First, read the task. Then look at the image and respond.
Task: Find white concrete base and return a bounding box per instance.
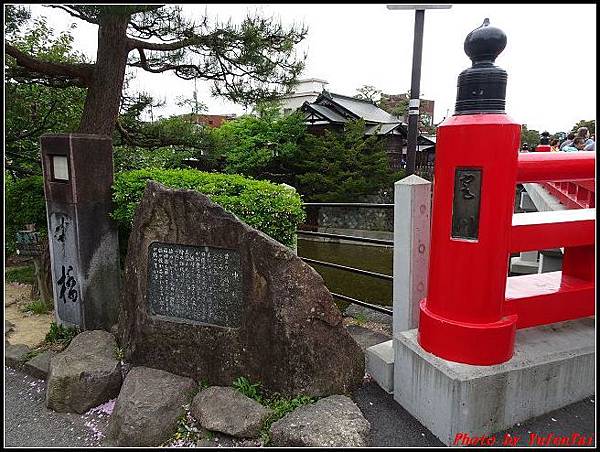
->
[366,340,394,393]
[393,318,595,446]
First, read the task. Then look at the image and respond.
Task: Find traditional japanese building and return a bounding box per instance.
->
[299,90,435,170]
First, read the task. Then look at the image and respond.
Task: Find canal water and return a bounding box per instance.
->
[297,238,393,307]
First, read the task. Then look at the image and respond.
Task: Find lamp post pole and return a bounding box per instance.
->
[387,4,452,175]
[406,9,425,175]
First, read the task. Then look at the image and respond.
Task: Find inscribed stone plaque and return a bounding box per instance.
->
[147,242,243,328]
[49,211,82,325]
[451,168,482,240]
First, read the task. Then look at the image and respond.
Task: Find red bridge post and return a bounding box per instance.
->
[417,19,521,365]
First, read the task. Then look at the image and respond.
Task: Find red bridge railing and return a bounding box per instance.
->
[506,152,595,330]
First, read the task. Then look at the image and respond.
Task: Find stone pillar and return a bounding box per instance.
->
[40,134,120,331]
[393,174,431,333]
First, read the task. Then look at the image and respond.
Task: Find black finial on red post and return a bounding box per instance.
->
[455,19,508,115]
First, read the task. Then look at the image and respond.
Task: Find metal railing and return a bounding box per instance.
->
[298,202,394,316]
[300,257,393,281]
[330,292,393,316]
[303,202,394,208]
[297,230,393,246]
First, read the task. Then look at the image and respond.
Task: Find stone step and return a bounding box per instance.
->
[365,340,394,394]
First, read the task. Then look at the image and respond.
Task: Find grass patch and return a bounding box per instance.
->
[21,299,51,315]
[113,346,125,361]
[199,378,210,391]
[232,376,316,445]
[5,265,35,284]
[260,393,315,444]
[44,322,79,347]
[353,312,368,326]
[232,376,263,403]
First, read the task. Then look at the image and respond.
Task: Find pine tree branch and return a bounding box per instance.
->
[46,5,99,24]
[5,43,94,86]
[127,36,202,52]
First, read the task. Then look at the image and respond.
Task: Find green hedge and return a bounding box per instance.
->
[5,175,47,255]
[112,169,305,248]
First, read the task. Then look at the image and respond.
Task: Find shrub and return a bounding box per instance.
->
[112,168,305,248]
[5,175,47,256]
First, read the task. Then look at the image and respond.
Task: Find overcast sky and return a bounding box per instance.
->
[25,3,596,133]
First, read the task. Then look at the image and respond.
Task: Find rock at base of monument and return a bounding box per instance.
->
[106,366,197,447]
[269,395,371,447]
[191,386,273,438]
[5,343,31,369]
[5,319,16,335]
[23,350,57,380]
[46,330,122,414]
[119,181,365,397]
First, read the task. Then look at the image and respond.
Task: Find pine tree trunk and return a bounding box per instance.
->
[78,16,130,135]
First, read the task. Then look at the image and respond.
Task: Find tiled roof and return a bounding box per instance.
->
[307,103,349,123]
[323,92,400,123]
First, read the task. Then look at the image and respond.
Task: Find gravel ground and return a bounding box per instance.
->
[4,367,112,447]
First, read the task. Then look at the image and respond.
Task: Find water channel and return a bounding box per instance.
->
[297,238,393,308]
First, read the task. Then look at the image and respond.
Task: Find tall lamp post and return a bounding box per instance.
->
[387,4,452,175]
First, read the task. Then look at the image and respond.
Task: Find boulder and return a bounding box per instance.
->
[46,330,122,413]
[191,386,272,438]
[119,181,364,397]
[106,366,197,447]
[23,350,57,380]
[5,342,31,368]
[270,395,370,447]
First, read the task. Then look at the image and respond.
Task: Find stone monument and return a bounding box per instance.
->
[40,134,120,330]
[118,181,364,397]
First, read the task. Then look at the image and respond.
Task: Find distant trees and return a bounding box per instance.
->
[353,85,382,103]
[209,107,400,201]
[294,120,400,202]
[520,124,541,148]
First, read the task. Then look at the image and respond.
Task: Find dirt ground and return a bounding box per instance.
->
[5,282,54,347]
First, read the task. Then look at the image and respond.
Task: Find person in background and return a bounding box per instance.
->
[539,131,551,145]
[559,132,576,150]
[576,127,595,150]
[583,132,595,152]
[561,137,586,152]
[549,138,560,152]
